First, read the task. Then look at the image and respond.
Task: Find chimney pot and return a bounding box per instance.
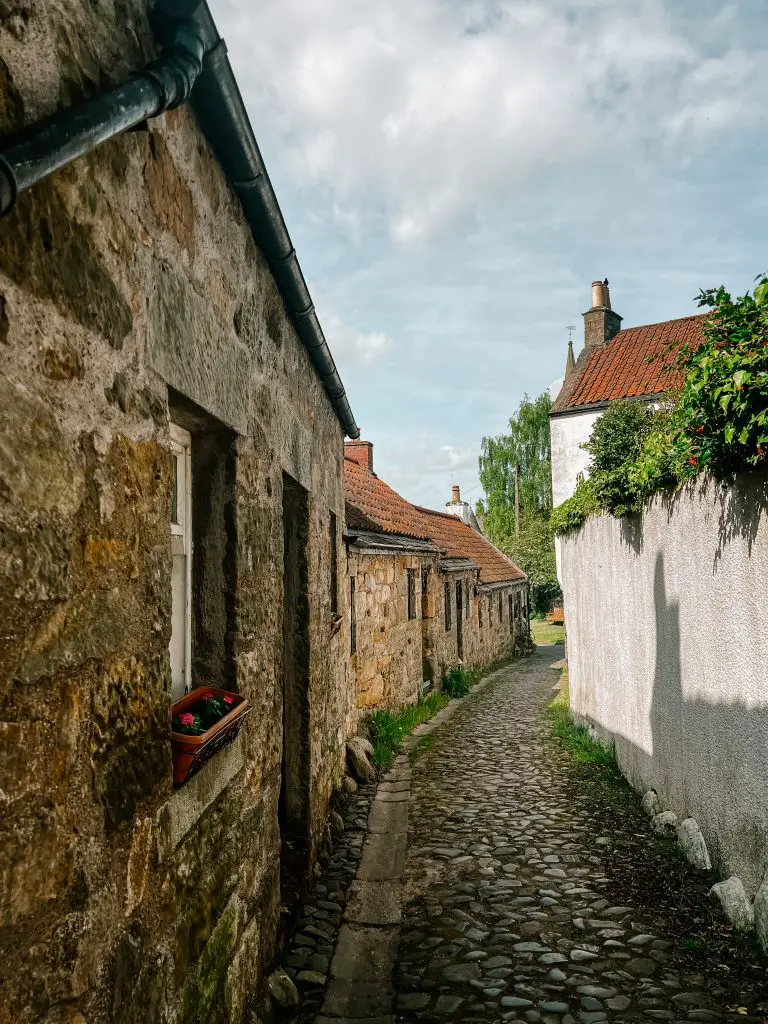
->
[583,277,622,349]
[344,440,374,473]
[451,484,461,503]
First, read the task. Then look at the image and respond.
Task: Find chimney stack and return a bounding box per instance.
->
[344,440,374,473]
[583,277,622,349]
[451,484,461,503]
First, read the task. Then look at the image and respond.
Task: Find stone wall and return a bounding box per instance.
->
[346,550,435,728]
[560,471,768,899]
[345,553,527,729]
[424,571,527,681]
[0,4,350,1022]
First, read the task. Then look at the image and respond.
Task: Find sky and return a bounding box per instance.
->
[214,0,768,511]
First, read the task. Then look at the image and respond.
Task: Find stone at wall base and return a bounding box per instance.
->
[651,810,678,836]
[267,968,299,1012]
[641,790,661,817]
[710,877,754,931]
[754,882,768,953]
[347,737,376,783]
[343,775,358,794]
[676,817,712,870]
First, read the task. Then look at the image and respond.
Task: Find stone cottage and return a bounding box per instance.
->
[343,442,529,721]
[344,442,441,725]
[415,502,530,672]
[0,3,358,1023]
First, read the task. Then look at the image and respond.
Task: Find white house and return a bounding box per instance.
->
[550,279,706,507]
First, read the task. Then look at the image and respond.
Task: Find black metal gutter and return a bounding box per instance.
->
[0,0,360,439]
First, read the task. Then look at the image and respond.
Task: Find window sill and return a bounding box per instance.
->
[155,730,246,862]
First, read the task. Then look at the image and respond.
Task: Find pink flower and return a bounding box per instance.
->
[179,712,195,727]
[222,695,235,705]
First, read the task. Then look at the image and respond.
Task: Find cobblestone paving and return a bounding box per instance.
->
[394,649,767,1024]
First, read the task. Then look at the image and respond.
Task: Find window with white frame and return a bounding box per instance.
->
[169,423,192,700]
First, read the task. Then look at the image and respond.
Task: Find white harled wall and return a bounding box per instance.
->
[560,470,768,894]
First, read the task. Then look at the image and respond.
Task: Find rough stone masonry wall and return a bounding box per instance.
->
[0,4,349,1023]
[428,573,524,679]
[463,584,525,669]
[560,470,768,898]
[346,551,432,728]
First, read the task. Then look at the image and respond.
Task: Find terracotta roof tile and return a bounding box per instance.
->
[414,506,527,585]
[343,458,434,541]
[343,459,526,585]
[552,314,707,414]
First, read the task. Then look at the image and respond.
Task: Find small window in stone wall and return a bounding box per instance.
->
[444,582,451,631]
[330,511,338,616]
[498,591,503,620]
[465,581,470,619]
[169,423,192,701]
[350,577,357,654]
[421,567,431,618]
[478,599,483,630]
[407,568,417,620]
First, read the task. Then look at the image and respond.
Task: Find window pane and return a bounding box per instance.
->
[171,452,179,525]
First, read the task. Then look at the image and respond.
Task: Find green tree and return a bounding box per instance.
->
[478,392,552,523]
[477,392,559,613]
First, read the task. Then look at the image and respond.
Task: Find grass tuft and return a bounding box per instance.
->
[368,692,450,770]
[547,689,616,766]
[531,619,565,645]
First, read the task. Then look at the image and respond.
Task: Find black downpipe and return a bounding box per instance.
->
[0,21,205,215]
[0,2,360,440]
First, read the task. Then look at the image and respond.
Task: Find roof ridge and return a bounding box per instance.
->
[414,504,471,524]
[615,311,708,334]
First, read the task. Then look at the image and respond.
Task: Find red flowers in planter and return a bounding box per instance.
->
[170,686,251,786]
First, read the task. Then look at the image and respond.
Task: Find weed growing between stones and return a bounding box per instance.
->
[442,666,473,697]
[368,692,450,770]
[547,688,616,767]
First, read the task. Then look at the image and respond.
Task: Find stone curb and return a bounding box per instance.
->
[320,755,410,1020]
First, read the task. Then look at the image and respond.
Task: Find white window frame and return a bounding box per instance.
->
[170,423,192,698]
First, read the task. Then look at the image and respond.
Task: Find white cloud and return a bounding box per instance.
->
[215,0,768,243]
[319,309,394,366]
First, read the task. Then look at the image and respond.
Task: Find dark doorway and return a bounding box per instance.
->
[280,473,311,909]
[455,580,464,661]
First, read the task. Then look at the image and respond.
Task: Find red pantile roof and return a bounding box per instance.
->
[344,458,434,541]
[343,458,526,585]
[415,506,526,585]
[552,314,707,414]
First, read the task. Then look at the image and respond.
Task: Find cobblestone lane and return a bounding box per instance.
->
[394,649,766,1024]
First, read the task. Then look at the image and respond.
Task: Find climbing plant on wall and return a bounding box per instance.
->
[552,273,768,535]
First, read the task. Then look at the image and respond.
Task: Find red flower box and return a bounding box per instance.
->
[170,686,251,786]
